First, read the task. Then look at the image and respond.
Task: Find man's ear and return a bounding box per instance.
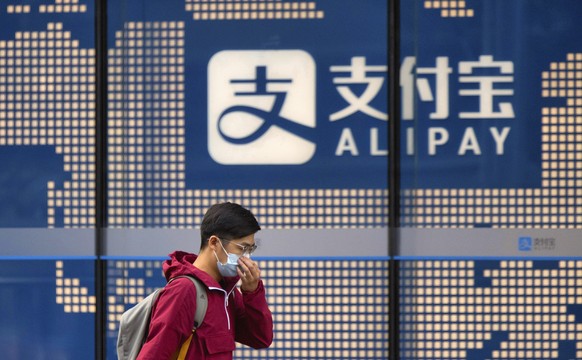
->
[208,235,220,251]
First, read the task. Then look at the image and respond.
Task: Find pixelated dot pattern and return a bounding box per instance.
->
[4,24,580,230]
[55,260,96,313]
[0,22,96,228]
[104,258,582,359]
[424,1,474,18]
[541,53,582,215]
[6,5,32,13]
[0,20,385,229]
[400,260,582,359]
[106,259,389,359]
[401,53,582,228]
[184,0,324,21]
[40,2,88,14]
[5,1,87,14]
[107,21,187,228]
[106,260,162,333]
[107,22,387,229]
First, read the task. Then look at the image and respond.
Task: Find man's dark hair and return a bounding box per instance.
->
[200,202,261,249]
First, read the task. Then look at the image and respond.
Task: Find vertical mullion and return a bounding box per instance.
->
[388,0,401,359]
[94,0,108,358]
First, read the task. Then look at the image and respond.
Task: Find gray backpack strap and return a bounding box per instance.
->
[171,275,208,331]
[191,277,207,330]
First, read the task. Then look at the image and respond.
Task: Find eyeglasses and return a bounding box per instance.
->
[222,239,258,255]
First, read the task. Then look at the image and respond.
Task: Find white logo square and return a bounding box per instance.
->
[208,50,316,165]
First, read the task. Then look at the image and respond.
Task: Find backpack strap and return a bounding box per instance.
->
[168,275,208,330]
[186,276,207,330]
[168,275,208,360]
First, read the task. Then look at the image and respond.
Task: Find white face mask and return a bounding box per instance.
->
[214,241,240,277]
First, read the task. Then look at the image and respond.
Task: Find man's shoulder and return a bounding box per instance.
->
[163,275,202,299]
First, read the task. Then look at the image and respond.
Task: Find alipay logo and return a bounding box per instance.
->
[518,236,532,251]
[208,50,316,165]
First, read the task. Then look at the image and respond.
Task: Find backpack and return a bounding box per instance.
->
[117,275,208,360]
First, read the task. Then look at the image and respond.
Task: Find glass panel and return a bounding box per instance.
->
[105,0,387,229]
[0,259,95,358]
[0,2,96,358]
[106,0,388,359]
[106,258,389,360]
[400,259,582,359]
[400,1,582,359]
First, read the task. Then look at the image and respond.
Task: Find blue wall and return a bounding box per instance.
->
[1,0,582,359]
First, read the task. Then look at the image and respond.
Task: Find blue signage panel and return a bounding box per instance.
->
[400,0,580,189]
[182,0,388,189]
[0,0,387,228]
[104,0,388,190]
[399,0,582,229]
[0,1,95,228]
[0,259,94,359]
[104,0,388,229]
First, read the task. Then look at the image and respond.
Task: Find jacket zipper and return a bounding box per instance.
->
[209,286,235,330]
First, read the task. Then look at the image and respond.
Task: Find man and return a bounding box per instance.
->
[137,202,273,359]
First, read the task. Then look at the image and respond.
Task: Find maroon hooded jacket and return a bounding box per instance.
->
[137,251,273,359]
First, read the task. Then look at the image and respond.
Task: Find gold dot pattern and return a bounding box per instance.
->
[401,260,582,359]
[107,21,187,228]
[0,22,96,228]
[55,260,96,313]
[106,259,390,358]
[64,254,582,360]
[106,260,162,334]
[541,53,582,221]
[401,54,582,228]
[6,5,32,13]
[40,0,88,13]
[185,0,324,21]
[0,20,385,229]
[107,23,386,228]
[424,0,474,18]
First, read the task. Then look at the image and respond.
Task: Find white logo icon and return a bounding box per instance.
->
[208,50,316,165]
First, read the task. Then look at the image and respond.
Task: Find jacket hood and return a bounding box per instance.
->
[163,250,240,291]
[162,250,197,280]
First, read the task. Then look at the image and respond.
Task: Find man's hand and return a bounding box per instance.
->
[237,256,261,292]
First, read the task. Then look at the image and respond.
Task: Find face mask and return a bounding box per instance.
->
[214,241,240,278]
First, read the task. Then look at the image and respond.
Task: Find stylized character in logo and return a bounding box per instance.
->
[208,50,316,165]
[217,66,314,146]
[518,236,532,251]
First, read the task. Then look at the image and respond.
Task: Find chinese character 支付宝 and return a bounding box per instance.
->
[458,55,515,119]
[329,56,388,121]
[401,56,452,121]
